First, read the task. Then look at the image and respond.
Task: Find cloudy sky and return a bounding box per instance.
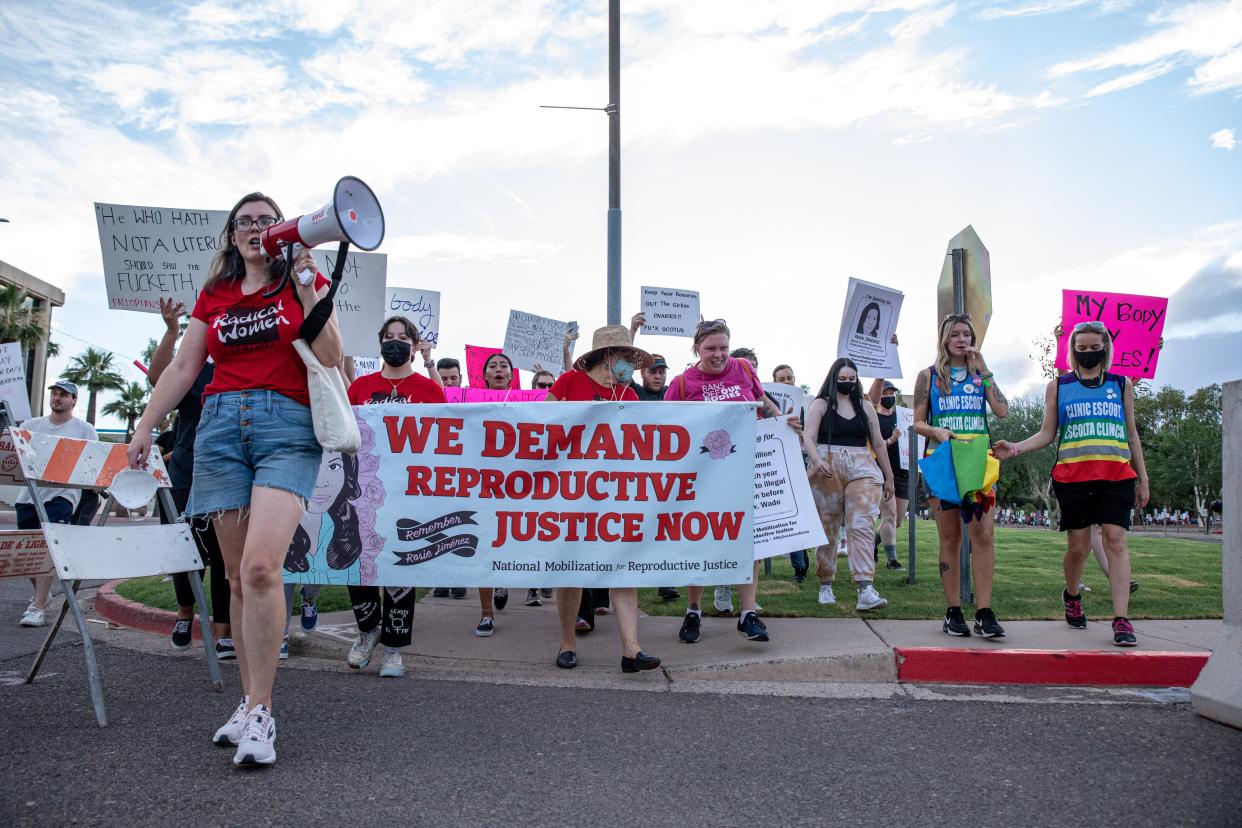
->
[1,0,1239,427]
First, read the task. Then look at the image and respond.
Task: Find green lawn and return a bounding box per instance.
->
[116,523,1222,621]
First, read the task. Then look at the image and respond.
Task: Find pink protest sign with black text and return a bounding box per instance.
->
[1055,289,1168,379]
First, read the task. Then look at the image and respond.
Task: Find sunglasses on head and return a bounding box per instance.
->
[1073,321,1107,332]
[942,313,973,323]
[696,318,727,330]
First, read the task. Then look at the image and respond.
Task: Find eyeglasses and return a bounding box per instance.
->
[535,382,554,389]
[941,313,973,323]
[231,216,280,232]
[1073,321,1107,332]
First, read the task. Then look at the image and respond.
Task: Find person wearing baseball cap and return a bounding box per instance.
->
[628,353,668,401]
[15,379,97,628]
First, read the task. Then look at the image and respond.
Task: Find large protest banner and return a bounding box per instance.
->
[752,419,828,559]
[384,287,441,349]
[503,310,576,372]
[465,345,521,389]
[0,342,32,424]
[93,201,387,356]
[1054,289,1168,379]
[640,286,700,337]
[0,531,54,580]
[836,277,903,377]
[283,402,756,588]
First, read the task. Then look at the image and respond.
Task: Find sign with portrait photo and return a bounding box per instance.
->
[836,277,903,378]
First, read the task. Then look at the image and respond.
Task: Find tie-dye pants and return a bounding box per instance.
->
[809,445,883,584]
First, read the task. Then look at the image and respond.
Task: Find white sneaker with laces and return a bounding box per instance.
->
[232,704,277,767]
[817,584,836,605]
[855,585,888,611]
[348,627,382,669]
[378,647,405,678]
[19,603,47,627]
[713,586,734,614]
[213,696,249,747]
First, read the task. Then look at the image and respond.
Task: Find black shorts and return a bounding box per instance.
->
[892,470,910,501]
[1052,478,1136,531]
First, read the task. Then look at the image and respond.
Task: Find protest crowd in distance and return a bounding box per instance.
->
[6,194,1167,768]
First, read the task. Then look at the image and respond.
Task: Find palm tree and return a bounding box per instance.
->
[0,284,47,349]
[101,381,149,441]
[61,347,126,424]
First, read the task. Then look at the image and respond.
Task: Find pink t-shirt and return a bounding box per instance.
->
[665,357,764,403]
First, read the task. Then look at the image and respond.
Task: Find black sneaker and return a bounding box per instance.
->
[432,588,449,597]
[171,618,192,650]
[736,611,769,642]
[525,589,541,606]
[450,588,466,599]
[973,608,1006,639]
[1063,589,1087,629]
[885,559,905,571]
[942,606,970,637]
[678,612,701,644]
[1112,617,1138,647]
[658,587,680,601]
[494,589,508,610]
[215,637,236,659]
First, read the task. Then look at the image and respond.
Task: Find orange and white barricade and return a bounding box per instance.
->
[3,413,222,727]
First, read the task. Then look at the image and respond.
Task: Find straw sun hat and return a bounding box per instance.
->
[573,325,652,371]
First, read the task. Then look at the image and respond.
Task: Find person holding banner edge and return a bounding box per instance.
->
[867,378,908,571]
[665,319,785,644]
[475,351,519,627]
[128,192,342,768]
[912,313,1008,639]
[545,325,660,673]
[992,321,1149,646]
[803,359,895,611]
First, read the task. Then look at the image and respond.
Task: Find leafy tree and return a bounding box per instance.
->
[100,381,148,441]
[991,394,1056,513]
[141,338,159,369]
[0,284,47,350]
[61,347,125,425]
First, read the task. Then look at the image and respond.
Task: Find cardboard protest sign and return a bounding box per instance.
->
[444,387,548,403]
[352,356,381,377]
[894,406,926,472]
[1055,289,1168,379]
[0,531,53,580]
[384,287,441,349]
[465,345,521,389]
[503,310,575,373]
[284,401,756,588]
[837,277,903,378]
[0,342,32,424]
[752,418,829,560]
[762,382,806,417]
[93,201,387,358]
[640,286,700,337]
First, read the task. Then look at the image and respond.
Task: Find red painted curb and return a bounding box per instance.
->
[895,646,1209,687]
[95,579,207,640]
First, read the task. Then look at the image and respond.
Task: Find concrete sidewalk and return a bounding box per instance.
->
[96,584,1218,687]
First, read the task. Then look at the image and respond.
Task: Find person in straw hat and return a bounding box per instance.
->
[544,325,661,674]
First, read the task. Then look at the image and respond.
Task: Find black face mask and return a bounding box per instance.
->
[836,381,857,397]
[1076,350,1105,369]
[381,340,412,367]
[880,396,896,408]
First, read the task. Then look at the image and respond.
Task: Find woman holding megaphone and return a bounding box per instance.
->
[128,192,342,768]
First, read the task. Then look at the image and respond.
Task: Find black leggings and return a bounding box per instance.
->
[163,488,230,625]
[348,586,416,647]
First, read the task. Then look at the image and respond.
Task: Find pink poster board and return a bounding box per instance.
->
[444,387,548,403]
[1055,289,1168,379]
[465,345,521,389]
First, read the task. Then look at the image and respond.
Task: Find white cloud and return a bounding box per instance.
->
[1210,127,1237,149]
[889,3,957,41]
[383,233,563,264]
[978,0,1136,21]
[1084,60,1177,96]
[1190,47,1242,93]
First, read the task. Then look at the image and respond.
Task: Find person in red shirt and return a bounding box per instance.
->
[475,352,518,629]
[546,325,660,674]
[128,192,343,767]
[343,316,446,677]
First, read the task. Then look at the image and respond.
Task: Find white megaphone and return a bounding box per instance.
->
[260,175,385,285]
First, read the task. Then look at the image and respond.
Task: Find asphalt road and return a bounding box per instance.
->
[2,580,1240,827]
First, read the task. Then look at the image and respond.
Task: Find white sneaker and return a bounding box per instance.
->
[378,647,405,678]
[348,627,382,669]
[817,584,836,605]
[19,604,47,627]
[213,696,249,747]
[855,585,888,611]
[232,704,277,767]
[713,586,734,614]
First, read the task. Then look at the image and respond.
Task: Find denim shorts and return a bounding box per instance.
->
[185,390,322,517]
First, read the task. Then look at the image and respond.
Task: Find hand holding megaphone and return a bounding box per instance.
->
[259,175,385,276]
[289,244,317,286]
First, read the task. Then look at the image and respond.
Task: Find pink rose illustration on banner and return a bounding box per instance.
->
[700,429,736,459]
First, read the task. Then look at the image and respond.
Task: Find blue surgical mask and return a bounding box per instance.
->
[612,357,634,382]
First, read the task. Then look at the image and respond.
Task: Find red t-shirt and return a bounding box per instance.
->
[348,372,447,406]
[549,370,639,402]
[192,273,330,405]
